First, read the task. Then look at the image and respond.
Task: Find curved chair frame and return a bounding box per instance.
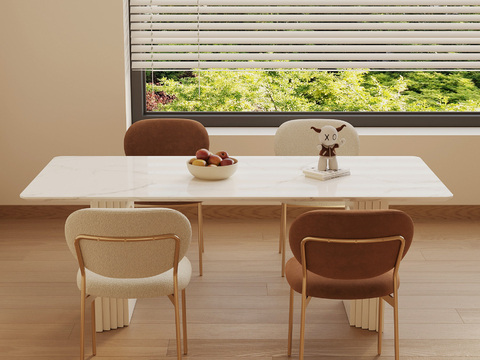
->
[288,235,405,360]
[75,234,187,360]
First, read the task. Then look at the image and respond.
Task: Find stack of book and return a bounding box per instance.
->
[303,167,350,181]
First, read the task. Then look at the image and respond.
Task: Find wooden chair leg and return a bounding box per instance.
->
[393,291,399,360]
[280,203,287,277]
[182,289,188,355]
[197,203,203,276]
[299,290,307,360]
[279,203,285,253]
[173,291,182,360]
[288,287,294,357]
[80,291,86,360]
[91,300,97,356]
[378,297,384,355]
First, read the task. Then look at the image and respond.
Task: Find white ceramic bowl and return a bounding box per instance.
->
[187,158,238,180]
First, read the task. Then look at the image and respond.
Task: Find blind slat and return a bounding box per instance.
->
[132,31,480,39]
[131,38,480,45]
[132,14,480,22]
[132,45,480,53]
[133,53,480,61]
[131,0,480,5]
[132,61,480,69]
[131,6,480,14]
[132,23,480,31]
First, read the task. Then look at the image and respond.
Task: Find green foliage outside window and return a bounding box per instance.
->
[145,70,480,113]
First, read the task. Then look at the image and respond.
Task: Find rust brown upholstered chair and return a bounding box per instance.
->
[274,119,360,277]
[65,208,192,360]
[124,118,209,275]
[286,209,414,360]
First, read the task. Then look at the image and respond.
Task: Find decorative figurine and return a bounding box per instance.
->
[311,124,346,171]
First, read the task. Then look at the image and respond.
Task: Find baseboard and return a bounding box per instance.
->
[389,205,480,221]
[2,204,480,221]
[0,205,89,219]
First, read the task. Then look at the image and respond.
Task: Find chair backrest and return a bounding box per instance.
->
[124,118,209,156]
[65,208,192,279]
[274,119,360,156]
[289,210,414,280]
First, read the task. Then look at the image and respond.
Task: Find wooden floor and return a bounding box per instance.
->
[1,214,480,359]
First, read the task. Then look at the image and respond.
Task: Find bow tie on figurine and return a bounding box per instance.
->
[311,124,346,171]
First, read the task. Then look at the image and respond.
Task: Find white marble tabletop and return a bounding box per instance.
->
[20,156,452,204]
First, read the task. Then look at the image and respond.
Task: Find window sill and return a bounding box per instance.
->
[207,127,480,137]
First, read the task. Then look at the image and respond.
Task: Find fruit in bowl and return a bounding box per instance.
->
[187,149,238,180]
[191,159,207,166]
[215,150,229,159]
[220,158,234,166]
[195,148,211,161]
[207,154,222,166]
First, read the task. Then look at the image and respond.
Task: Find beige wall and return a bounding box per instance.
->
[360,135,479,205]
[0,1,477,206]
[0,1,127,205]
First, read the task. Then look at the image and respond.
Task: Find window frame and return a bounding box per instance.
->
[128,1,480,127]
[131,70,480,127]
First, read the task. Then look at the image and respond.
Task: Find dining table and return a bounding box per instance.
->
[20,155,453,332]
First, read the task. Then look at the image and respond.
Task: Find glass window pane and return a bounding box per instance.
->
[145,70,480,113]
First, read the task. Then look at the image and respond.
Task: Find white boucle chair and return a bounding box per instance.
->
[274,119,360,276]
[65,208,192,360]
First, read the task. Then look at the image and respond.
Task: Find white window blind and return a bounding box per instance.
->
[130,0,480,70]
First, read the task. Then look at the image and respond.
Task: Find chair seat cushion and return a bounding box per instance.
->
[77,257,192,299]
[285,258,398,300]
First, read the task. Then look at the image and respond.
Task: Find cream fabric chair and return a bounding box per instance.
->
[65,208,192,360]
[274,119,360,276]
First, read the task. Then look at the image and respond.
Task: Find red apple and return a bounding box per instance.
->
[220,158,234,166]
[207,154,222,166]
[215,150,229,159]
[195,148,210,161]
